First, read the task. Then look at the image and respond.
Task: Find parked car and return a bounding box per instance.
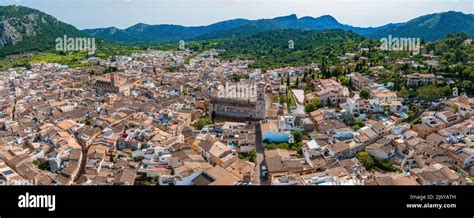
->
[260,165,268,179]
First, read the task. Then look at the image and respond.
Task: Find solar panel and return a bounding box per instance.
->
[2,170,14,175]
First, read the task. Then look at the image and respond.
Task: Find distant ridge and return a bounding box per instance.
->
[83,14,395,43]
[369,11,474,41]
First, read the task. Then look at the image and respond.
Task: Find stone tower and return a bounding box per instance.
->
[255,82,267,119]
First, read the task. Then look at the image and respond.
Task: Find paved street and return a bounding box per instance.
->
[251,122,270,185]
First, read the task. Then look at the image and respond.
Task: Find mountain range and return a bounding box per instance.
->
[83,11,474,43]
[83,14,399,43]
[1,5,474,57]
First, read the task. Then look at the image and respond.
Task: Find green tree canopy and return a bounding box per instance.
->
[360,88,370,99]
[193,118,213,130]
[357,151,374,168]
[293,130,303,144]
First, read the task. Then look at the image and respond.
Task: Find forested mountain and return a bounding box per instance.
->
[83,18,252,43]
[84,14,399,43]
[0,5,87,57]
[84,11,473,43]
[368,11,474,41]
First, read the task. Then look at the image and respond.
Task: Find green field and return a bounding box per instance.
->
[0,52,93,71]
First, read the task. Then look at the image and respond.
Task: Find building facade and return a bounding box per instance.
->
[209,82,268,120]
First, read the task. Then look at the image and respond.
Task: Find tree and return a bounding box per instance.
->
[193,118,213,130]
[239,149,257,163]
[401,63,409,75]
[279,94,287,105]
[305,103,317,113]
[110,155,115,162]
[335,65,344,75]
[360,88,370,99]
[310,97,320,106]
[143,177,157,186]
[450,103,459,112]
[305,97,320,113]
[80,118,92,126]
[33,159,50,171]
[133,156,145,162]
[292,130,303,144]
[398,87,410,99]
[286,73,290,87]
[291,142,304,157]
[357,152,374,169]
[339,76,350,86]
[249,149,257,163]
[352,119,365,130]
[378,160,398,172]
[461,80,473,93]
[352,124,362,131]
[265,142,290,150]
[326,98,333,107]
[416,85,450,102]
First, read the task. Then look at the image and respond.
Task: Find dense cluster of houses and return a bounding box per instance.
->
[0,48,472,186]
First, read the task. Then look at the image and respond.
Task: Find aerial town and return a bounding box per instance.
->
[0,47,473,186]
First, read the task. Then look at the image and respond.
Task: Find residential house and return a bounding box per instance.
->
[311,78,350,106]
[365,138,396,160]
[406,73,437,87]
[410,164,465,185]
[113,167,137,185]
[264,149,310,175]
[425,133,446,147]
[412,123,436,139]
[331,127,354,141]
[208,141,238,168]
[435,111,459,126]
[327,141,360,160]
[355,126,380,146]
[454,148,474,169]
[347,73,372,90]
[191,165,240,185]
[225,159,255,182]
[302,140,326,170]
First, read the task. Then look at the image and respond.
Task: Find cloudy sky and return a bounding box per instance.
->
[1,0,473,29]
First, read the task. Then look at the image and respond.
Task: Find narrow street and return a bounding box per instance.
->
[74,136,89,183]
[251,122,270,185]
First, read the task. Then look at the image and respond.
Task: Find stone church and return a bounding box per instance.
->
[209,82,268,120]
[94,73,131,95]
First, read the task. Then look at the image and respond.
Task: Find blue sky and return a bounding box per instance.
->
[1,0,473,29]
